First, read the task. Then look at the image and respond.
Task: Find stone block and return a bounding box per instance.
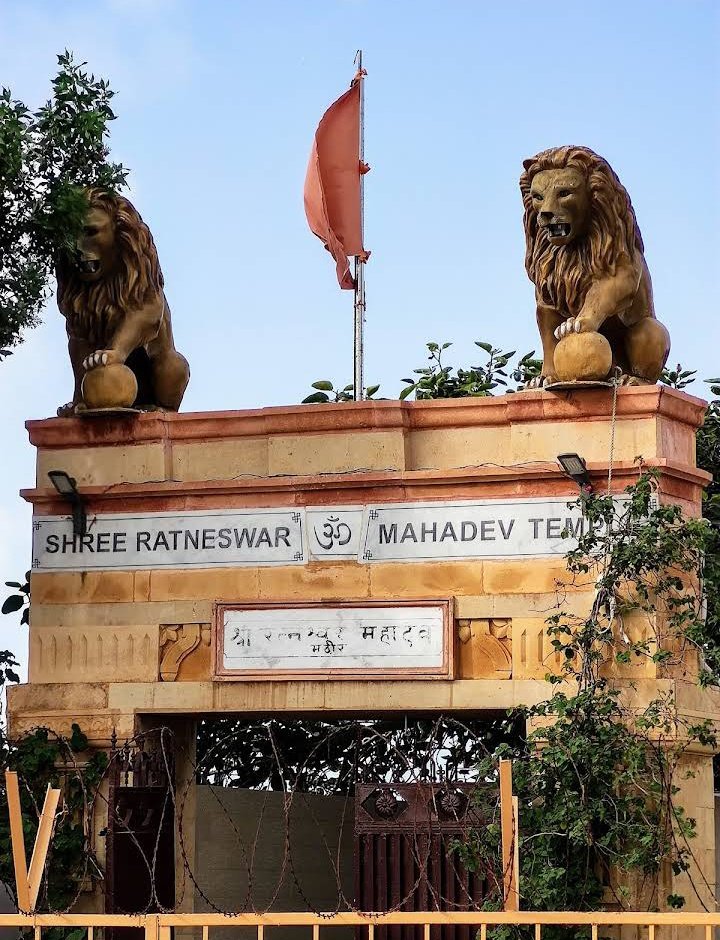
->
[149,567,260,602]
[109,681,214,713]
[133,570,151,602]
[454,591,594,620]
[455,617,512,679]
[160,623,211,682]
[658,415,696,465]
[448,678,551,710]
[29,624,159,683]
[511,617,564,679]
[405,427,509,470]
[172,437,268,481]
[5,682,124,745]
[267,430,405,475]
[32,571,135,604]
[258,562,370,599]
[509,417,657,463]
[37,442,167,487]
[31,599,214,628]
[483,559,574,594]
[105,677,554,716]
[8,680,108,712]
[369,561,483,597]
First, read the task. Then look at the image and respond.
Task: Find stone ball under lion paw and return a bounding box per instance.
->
[81,362,138,410]
[553,331,612,382]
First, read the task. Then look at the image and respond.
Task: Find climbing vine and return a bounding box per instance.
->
[0,724,107,914]
[457,474,717,936]
[0,583,107,913]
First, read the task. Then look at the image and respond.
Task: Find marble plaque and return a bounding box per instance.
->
[32,508,305,570]
[215,600,452,679]
[360,497,595,562]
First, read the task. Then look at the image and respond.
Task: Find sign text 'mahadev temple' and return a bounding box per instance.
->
[32,497,608,571]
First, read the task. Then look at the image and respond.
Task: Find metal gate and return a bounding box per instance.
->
[106,734,176,935]
[355,784,490,940]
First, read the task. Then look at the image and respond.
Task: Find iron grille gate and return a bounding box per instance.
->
[355,784,489,940]
[106,734,175,937]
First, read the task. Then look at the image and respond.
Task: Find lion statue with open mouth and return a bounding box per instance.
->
[55,188,190,415]
[519,146,670,387]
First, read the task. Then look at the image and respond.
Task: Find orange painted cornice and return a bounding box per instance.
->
[25,386,708,449]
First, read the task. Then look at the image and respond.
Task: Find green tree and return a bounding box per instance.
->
[0,51,127,354]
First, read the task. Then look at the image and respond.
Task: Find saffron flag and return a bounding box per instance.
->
[304,78,368,290]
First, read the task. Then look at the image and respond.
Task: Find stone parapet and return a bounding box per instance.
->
[12,387,710,699]
[23,387,709,505]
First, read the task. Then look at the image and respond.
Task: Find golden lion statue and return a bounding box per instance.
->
[519,146,670,387]
[56,189,190,415]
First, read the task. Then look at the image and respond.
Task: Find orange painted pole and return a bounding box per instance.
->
[5,771,31,912]
[513,795,520,909]
[499,759,518,911]
[5,771,62,912]
[27,784,61,909]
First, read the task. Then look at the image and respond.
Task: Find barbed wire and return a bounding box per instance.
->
[5,717,509,918]
[8,706,707,919]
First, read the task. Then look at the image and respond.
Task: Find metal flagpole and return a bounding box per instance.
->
[353,49,366,402]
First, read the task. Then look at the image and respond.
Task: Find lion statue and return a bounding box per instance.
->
[55,188,190,415]
[519,146,670,387]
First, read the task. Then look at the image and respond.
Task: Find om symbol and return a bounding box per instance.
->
[315,515,352,551]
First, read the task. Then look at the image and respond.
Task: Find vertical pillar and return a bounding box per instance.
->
[159,717,198,917]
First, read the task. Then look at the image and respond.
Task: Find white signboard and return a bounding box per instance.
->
[215,601,451,679]
[32,508,305,570]
[360,498,589,562]
[31,497,605,572]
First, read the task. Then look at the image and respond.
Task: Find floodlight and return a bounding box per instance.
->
[48,470,78,498]
[557,453,592,492]
[48,470,87,537]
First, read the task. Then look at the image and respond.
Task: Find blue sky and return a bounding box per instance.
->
[0,0,718,671]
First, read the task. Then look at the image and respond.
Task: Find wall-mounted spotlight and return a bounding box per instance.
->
[48,470,87,537]
[557,453,593,493]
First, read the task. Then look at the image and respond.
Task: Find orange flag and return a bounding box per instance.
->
[304,77,368,290]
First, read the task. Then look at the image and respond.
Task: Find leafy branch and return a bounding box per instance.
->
[2,570,30,626]
[0,51,127,351]
[303,341,542,405]
[302,380,380,404]
[400,342,540,400]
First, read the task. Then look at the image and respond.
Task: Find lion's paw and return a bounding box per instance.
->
[524,374,556,390]
[617,373,644,387]
[57,401,86,417]
[554,317,581,340]
[83,349,121,371]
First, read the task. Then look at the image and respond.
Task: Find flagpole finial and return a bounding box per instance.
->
[352,49,366,87]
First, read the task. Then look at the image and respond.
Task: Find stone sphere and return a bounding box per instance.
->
[553,331,613,382]
[81,363,138,410]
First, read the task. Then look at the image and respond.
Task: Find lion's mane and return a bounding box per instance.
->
[56,189,164,347]
[519,146,643,316]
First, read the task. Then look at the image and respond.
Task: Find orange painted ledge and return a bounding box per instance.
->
[22,459,711,514]
[25,386,708,449]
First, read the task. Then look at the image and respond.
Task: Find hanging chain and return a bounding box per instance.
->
[607,368,621,495]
